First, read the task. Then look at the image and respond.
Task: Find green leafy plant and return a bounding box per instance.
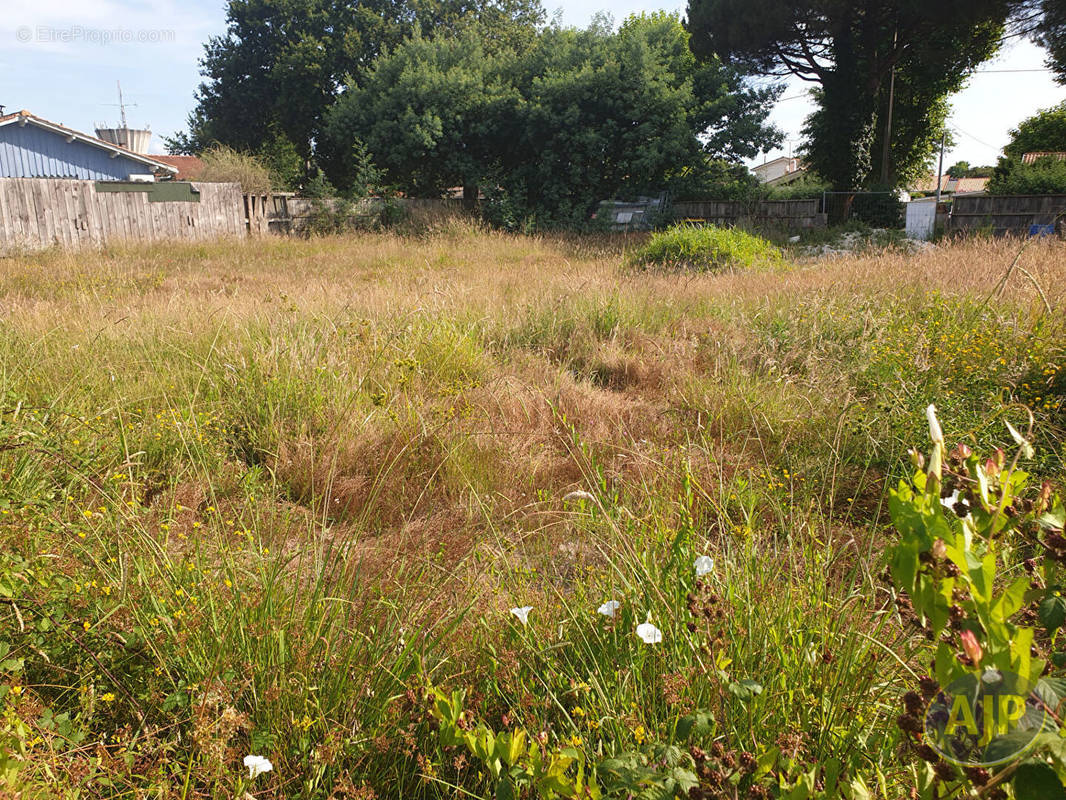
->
[887,405,1066,798]
[628,224,781,273]
[427,685,783,800]
[988,155,1066,195]
[428,685,601,799]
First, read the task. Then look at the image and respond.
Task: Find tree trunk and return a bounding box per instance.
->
[462,182,478,211]
[805,28,881,200]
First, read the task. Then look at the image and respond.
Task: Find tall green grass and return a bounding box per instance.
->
[628,224,781,272]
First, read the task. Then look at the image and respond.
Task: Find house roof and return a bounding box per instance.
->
[0,110,177,173]
[153,155,204,180]
[911,175,989,193]
[764,166,808,186]
[953,177,989,193]
[753,156,802,170]
[1022,152,1066,164]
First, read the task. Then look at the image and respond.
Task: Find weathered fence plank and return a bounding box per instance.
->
[0,178,245,254]
[672,199,824,230]
[949,194,1066,235]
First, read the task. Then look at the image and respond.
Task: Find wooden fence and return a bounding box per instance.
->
[245,192,296,235]
[0,178,245,253]
[672,199,824,229]
[949,194,1066,235]
[246,196,461,235]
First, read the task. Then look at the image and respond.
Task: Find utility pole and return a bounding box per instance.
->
[880,28,897,185]
[934,130,946,207]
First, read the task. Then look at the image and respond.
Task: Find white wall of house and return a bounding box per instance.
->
[752,157,802,183]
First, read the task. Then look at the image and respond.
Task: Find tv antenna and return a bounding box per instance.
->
[103,81,137,127]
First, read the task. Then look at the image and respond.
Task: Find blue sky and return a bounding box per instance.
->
[3,0,1064,169]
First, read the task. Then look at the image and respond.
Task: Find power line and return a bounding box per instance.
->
[949,125,1002,154]
[774,67,1054,104]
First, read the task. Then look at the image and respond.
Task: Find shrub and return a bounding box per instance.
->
[988,155,1066,195]
[628,223,781,272]
[665,158,764,202]
[765,172,831,201]
[197,144,274,194]
[256,130,305,191]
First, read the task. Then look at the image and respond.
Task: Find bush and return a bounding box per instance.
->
[256,130,305,191]
[197,144,274,194]
[628,223,781,272]
[765,173,831,201]
[665,159,764,202]
[850,188,905,227]
[988,155,1066,195]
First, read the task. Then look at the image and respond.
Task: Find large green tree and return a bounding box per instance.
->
[501,14,782,222]
[326,13,782,223]
[165,0,544,164]
[1003,101,1066,158]
[1034,0,1066,83]
[324,28,519,205]
[685,0,1016,190]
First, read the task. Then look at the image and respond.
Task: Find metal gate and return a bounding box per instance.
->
[820,191,904,227]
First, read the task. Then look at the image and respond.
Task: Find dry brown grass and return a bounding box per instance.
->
[3,228,1065,798]
[0,233,1061,577]
[3,232,1061,335]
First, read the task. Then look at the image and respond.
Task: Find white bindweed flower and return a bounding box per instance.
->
[597,600,621,618]
[1005,419,1035,459]
[939,490,969,514]
[694,556,714,577]
[636,621,663,644]
[926,404,944,445]
[563,490,596,504]
[510,606,533,624]
[243,755,273,779]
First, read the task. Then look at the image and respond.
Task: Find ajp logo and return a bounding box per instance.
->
[924,669,1050,767]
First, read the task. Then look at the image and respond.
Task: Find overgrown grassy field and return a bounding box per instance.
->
[0,227,1063,798]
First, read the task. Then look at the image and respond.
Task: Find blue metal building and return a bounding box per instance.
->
[0,110,176,181]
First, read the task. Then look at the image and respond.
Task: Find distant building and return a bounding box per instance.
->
[752,156,806,185]
[0,110,176,181]
[911,175,989,195]
[153,155,205,181]
[1022,152,1066,164]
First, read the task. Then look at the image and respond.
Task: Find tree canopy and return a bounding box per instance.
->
[1003,101,1066,158]
[323,28,518,202]
[325,12,782,225]
[685,0,1015,190]
[165,0,545,165]
[1034,0,1066,82]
